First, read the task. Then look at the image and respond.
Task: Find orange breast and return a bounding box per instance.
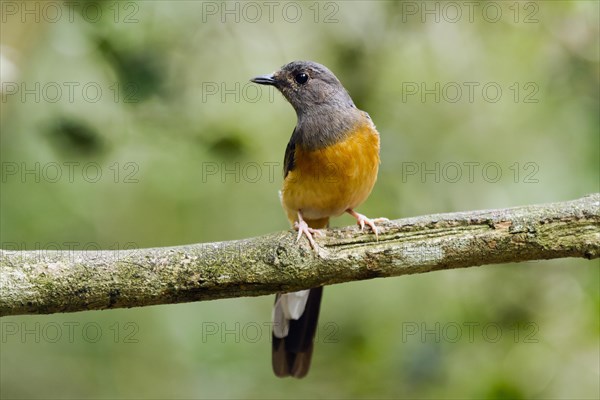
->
[281,121,380,223]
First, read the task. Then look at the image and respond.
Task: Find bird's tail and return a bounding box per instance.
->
[271,216,327,378]
[272,287,323,378]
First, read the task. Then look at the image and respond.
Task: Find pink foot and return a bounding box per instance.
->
[346,210,388,240]
[294,212,323,249]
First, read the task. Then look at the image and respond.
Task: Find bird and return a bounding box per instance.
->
[251,60,386,378]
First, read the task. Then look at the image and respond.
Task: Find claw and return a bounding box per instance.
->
[294,212,322,249]
[346,210,388,240]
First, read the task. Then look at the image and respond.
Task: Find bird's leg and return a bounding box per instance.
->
[294,211,323,249]
[346,209,389,240]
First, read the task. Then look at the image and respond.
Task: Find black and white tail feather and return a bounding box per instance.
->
[272,287,323,378]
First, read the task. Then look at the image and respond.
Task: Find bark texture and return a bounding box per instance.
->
[1,194,598,317]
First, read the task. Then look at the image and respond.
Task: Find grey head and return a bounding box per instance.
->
[251,61,365,149]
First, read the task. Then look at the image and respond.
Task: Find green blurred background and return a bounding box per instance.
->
[1,1,598,398]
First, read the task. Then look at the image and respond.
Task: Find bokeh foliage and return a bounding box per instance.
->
[1,1,598,398]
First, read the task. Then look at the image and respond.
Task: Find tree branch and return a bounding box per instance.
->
[1,194,598,317]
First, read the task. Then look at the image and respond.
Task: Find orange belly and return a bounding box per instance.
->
[281,122,380,224]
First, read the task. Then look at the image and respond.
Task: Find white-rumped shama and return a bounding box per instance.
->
[252,60,385,378]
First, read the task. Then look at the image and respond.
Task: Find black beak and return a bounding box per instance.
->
[251,74,277,86]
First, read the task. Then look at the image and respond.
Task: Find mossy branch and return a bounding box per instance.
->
[1,194,598,317]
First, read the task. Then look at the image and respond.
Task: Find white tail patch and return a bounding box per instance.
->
[272,290,310,338]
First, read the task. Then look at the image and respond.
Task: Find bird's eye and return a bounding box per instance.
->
[294,73,309,84]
